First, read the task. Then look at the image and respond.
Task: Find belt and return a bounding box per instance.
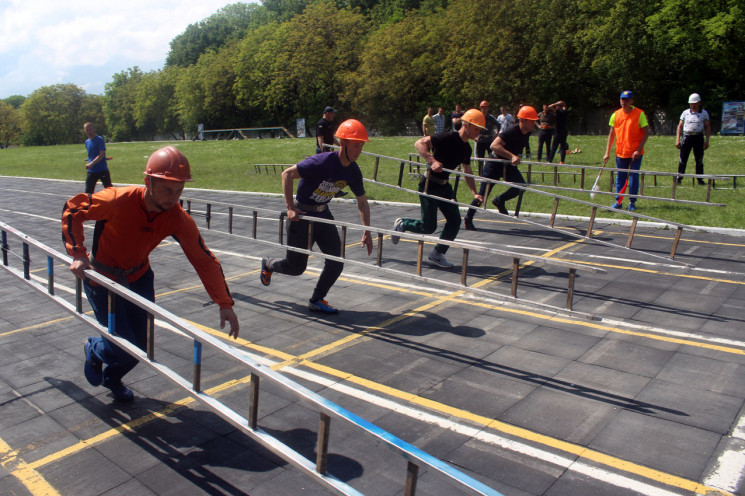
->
[295,201,329,213]
[684,132,703,136]
[426,173,449,185]
[90,256,146,285]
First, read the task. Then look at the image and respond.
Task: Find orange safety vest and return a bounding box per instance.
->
[610,106,647,159]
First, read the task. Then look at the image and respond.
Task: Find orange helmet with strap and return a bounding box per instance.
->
[517,106,539,121]
[144,146,194,182]
[335,119,370,142]
[461,108,487,129]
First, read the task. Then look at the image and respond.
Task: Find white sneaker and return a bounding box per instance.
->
[391,218,404,245]
[428,251,454,268]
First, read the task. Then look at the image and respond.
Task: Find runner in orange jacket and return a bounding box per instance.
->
[62,146,239,402]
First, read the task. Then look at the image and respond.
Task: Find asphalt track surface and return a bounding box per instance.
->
[1,175,744,496]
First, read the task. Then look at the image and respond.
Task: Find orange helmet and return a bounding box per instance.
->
[335,119,370,142]
[144,146,194,182]
[461,108,487,129]
[517,106,539,121]
[479,100,489,108]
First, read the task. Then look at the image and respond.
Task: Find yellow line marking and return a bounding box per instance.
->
[300,360,730,495]
[549,257,745,285]
[0,316,74,338]
[20,375,254,472]
[0,437,61,496]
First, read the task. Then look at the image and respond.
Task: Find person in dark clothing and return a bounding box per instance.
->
[536,104,556,162]
[464,105,539,227]
[316,106,339,154]
[475,100,501,161]
[261,119,373,314]
[549,101,569,164]
[392,109,484,268]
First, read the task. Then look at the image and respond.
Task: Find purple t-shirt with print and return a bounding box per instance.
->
[295,151,365,218]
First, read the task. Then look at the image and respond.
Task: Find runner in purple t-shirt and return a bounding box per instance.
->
[259,120,373,314]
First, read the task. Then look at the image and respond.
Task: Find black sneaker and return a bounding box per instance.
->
[464,219,476,231]
[491,197,508,215]
[697,179,705,185]
[109,383,134,402]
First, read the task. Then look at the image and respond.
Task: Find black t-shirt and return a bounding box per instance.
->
[495,124,531,158]
[555,108,568,133]
[316,118,334,145]
[423,131,472,183]
[477,114,501,144]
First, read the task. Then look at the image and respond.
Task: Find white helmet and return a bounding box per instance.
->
[688,93,701,104]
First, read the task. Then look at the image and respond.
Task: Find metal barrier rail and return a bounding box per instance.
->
[179,196,605,317]
[254,163,292,174]
[411,151,738,197]
[0,220,502,496]
[357,150,707,263]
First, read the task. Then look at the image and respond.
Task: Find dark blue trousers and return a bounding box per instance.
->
[84,268,154,388]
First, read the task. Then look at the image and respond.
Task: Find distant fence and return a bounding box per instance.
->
[196,127,295,140]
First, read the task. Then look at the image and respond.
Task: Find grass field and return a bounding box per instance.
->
[1,134,743,229]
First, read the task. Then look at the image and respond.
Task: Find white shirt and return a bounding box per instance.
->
[497,113,515,129]
[680,108,709,134]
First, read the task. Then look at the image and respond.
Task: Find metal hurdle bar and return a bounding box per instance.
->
[0,220,503,496]
[360,150,705,262]
[178,197,606,317]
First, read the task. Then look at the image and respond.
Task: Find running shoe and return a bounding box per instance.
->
[308,299,339,314]
[260,258,272,286]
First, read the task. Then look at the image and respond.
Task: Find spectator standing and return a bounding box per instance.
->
[434,107,447,134]
[464,105,539,226]
[676,93,711,185]
[63,146,240,402]
[391,109,485,268]
[422,106,436,136]
[83,122,113,194]
[603,90,650,212]
[536,104,556,162]
[316,106,339,154]
[497,106,515,132]
[475,100,501,161]
[451,104,465,131]
[260,120,373,314]
[548,101,569,163]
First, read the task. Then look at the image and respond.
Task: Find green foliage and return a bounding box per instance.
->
[103,67,144,142]
[175,42,243,134]
[235,1,368,125]
[0,102,23,148]
[2,95,26,109]
[166,3,275,67]
[11,0,745,144]
[20,84,103,146]
[134,68,183,139]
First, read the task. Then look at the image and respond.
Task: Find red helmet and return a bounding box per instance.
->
[144,146,194,182]
[335,119,370,142]
[461,108,487,129]
[479,100,489,108]
[517,106,539,121]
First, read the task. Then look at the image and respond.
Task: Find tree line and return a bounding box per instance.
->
[1,0,742,147]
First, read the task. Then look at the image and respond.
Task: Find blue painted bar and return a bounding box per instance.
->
[193,339,202,365]
[47,255,54,295]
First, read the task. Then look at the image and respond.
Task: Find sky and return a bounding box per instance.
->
[0,0,241,99]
